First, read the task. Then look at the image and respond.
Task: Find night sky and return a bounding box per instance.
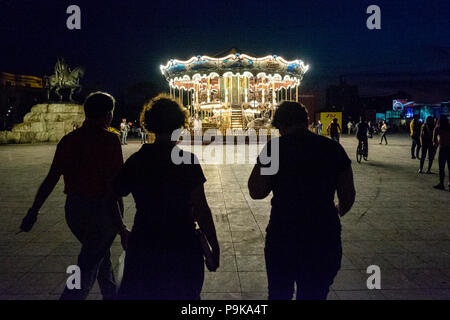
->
[1,0,449,103]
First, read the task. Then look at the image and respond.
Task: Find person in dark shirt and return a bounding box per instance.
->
[433,115,450,190]
[20,92,128,300]
[248,102,355,300]
[419,116,436,174]
[327,118,341,143]
[355,116,369,159]
[115,95,219,300]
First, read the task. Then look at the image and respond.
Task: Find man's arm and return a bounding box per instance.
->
[30,165,61,213]
[21,156,62,232]
[336,166,356,217]
[106,138,128,248]
[248,162,271,200]
[105,180,126,225]
[105,182,128,249]
[433,128,439,146]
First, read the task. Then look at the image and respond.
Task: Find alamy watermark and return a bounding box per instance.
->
[170,127,280,176]
[66,5,81,30]
[366,265,381,289]
[66,5,381,31]
[66,265,81,290]
[366,5,381,30]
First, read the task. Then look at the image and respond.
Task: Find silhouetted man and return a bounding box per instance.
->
[355,116,369,159]
[327,118,341,143]
[20,92,128,300]
[248,102,355,300]
[410,116,422,159]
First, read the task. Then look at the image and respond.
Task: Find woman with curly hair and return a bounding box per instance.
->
[115,95,220,300]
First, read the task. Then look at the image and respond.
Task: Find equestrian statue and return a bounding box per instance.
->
[45,58,85,102]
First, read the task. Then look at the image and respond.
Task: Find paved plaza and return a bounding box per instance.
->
[0,133,449,300]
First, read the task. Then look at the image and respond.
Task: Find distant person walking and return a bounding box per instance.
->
[19,92,128,300]
[327,118,341,143]
[355,116,369,159]
[193,115,202,133]
[347,121,353,135]
[140,125,147,144]
[410,116,422,159]
[418,116,436,174]
[116,95,219,300]
[120,118,130,145]
[368,121,373,138]
[379,121,388,145]
[248,102,355,300]
[433,115,450,190]
[317,120,323,135]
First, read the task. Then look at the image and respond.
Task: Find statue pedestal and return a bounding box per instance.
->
[0,103,84,144]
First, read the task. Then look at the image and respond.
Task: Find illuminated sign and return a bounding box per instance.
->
[376,113,385,121]
[386,110,402,119]
[319,112,342,136]
[405,107,414,118]
[393,99,414,111]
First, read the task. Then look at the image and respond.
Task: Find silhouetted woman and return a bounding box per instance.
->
[115,95,220,299]
[433,115,450,190]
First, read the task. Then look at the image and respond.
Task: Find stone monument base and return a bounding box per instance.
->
[0,103,84,144]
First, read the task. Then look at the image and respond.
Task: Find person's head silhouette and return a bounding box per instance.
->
[140,94,186,141]
[272,101,308,135]
[438,115,449,130]
[84,92,115,128]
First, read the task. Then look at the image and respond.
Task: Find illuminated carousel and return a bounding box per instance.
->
[160,51,309,131]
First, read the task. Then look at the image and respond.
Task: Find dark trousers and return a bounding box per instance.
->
[438,147,450,185]
[140,133,146,144]
[265,238,341,300]
[411,137,421,158]
[118,236,204,300]
[420,143,436,172]
[121,131,128,144]
[331,134,340,143]
[380,132,388,144]
[60,195,118,300]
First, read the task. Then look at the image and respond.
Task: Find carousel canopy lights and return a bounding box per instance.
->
[160,53,309,82]
[162,51,309,131]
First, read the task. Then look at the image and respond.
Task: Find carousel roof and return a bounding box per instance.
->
[160,52,309,81]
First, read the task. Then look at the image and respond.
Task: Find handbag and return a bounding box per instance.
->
[194,222,216,271]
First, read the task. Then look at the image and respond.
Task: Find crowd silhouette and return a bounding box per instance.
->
[19,91,449,300]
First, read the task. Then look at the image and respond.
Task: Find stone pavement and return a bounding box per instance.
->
[0,133,449,300]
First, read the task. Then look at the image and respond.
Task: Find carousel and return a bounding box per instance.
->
[160,50,309,131]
